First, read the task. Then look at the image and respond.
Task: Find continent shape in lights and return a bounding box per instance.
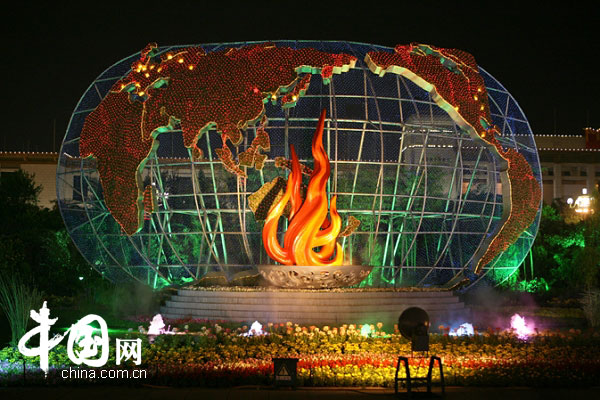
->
[262,109,343,266]
[80,43,356,235]
[365,43,542,273]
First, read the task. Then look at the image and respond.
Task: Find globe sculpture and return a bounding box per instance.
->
[56,41,542,290]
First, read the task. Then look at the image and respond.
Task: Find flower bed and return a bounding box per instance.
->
[1,321,599,387]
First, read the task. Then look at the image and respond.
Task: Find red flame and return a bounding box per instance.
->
[262,109,343,266]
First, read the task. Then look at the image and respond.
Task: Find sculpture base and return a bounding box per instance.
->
[258,264,373,289]
[160,287,469,327]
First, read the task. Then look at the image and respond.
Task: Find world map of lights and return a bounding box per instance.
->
[57,41,542,289]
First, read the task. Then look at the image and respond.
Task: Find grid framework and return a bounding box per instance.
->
[56,41,542,289]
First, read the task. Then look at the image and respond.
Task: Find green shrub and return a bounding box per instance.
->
[0,275,44,346]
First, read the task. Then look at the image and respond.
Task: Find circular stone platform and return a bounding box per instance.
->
[258,265,373,288]
[160,288,469,327]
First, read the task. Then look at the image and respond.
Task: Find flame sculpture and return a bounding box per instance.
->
[262,109,343,266]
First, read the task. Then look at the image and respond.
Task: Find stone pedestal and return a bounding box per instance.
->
[160,288,469,327]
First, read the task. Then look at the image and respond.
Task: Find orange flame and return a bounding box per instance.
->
[262,109,343,266]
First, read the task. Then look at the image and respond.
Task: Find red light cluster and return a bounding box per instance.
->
[275,156,313,176]
[281,75,312,108]
[477,148,541,270]
[239,116,270,170]
[139,42,356,162]
[215,134,246,177]
[366,43,542,272]
[366,44,493,143]
[80,43,356,235]
[584,127,600,149]
[79,92,150,235]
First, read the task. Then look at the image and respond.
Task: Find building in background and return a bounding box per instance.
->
[535,128,600,204]
[2,129,599,210]
[0,151,59,208]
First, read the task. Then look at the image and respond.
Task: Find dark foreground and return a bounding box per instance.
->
[2,386,600,400]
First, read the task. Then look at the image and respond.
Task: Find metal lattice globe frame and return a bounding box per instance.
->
[56,41,542,289]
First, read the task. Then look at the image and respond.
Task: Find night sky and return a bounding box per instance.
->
[2,2,598,152]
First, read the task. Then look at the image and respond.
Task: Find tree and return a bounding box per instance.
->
[0,169,102,297]
[0,169,41,208]
[575,189,600,290]
[527,192,600,294]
